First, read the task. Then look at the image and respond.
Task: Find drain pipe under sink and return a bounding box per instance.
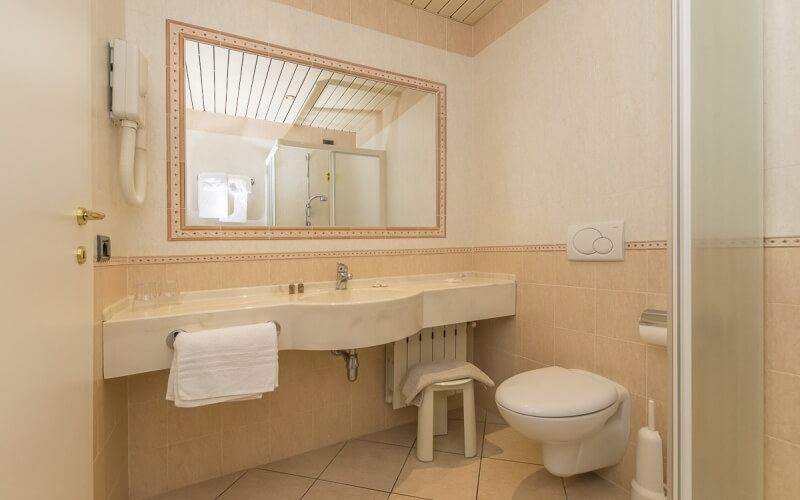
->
[332,349,359,382]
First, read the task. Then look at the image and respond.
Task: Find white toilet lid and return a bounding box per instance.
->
[496,366,618,418]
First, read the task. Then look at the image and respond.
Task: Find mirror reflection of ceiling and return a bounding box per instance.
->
[396,0,503,25]
[184,40,406,133]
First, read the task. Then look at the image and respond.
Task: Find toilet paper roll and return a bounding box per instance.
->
[639,324,667,346]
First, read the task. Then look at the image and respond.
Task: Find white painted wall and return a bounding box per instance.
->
[471,0,671,245]
[0,0,94,497]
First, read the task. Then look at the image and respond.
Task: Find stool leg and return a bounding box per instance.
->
[417,389,434,462]
[433,391,448,436]
[462,381,477,458]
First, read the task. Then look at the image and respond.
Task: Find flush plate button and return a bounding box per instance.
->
[567,221,624,261]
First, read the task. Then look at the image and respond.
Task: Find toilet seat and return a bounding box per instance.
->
[496,366,618,418]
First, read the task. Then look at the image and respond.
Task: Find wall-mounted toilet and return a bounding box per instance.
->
[495,366,630,477]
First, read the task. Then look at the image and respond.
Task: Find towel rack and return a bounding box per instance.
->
[166,322,280,349]
[639,309,667,329]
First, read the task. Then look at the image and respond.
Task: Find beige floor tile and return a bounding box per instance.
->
[257,442,345,478]
[387,496,426,500]
[393,451,481,500]
[477,458,565,500]
[146,472,245,499]
[563,472,629,499]
[303,480,390,499]
[413,419,486,457]
[357,422,418,447]
[320,440,411,491]
[482,423,544,464]
[218,470,313,499]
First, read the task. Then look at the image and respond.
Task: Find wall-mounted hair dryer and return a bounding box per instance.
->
[109,39,148,205]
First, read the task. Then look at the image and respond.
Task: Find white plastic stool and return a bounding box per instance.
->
[416,378,476,462]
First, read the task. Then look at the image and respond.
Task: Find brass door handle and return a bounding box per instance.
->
[75,207,105,226]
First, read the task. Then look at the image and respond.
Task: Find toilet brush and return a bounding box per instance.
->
[631,400,667,500]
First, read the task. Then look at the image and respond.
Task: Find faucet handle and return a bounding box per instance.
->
[337,262,348,274]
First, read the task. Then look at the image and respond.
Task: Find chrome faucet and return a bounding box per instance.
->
[336,262,353,290]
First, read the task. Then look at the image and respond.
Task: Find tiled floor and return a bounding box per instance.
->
[147,409,628,500]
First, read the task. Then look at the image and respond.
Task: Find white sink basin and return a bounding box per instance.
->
[102,272,516,378]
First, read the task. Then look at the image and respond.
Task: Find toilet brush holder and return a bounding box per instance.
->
[631,400,667,500]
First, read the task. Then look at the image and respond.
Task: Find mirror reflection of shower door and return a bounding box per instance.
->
[330,151,385,226]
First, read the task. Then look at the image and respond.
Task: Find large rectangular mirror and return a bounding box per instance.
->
[167,20,446,240]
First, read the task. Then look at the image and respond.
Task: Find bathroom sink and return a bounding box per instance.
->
[102,272,516,378]
[297,287,413,304]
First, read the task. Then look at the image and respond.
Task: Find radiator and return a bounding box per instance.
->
[385,323,468,409]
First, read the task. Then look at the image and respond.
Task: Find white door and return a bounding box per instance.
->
[0,0,94,498]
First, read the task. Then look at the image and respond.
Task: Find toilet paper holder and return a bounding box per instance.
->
[639,309,667,329]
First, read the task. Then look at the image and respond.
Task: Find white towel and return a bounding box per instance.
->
[400,360,494,406]
[197,173,228,218]
[220,175,251,223]
[166,322,279,408]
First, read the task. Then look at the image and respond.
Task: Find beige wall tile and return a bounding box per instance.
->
[522,250,556,284]
[595,337,646,396]
[127,263,167,295]
[221,421,271,474]
[766,370,800,445]
[473,7,496,54]
[524,323,555,366]
[311,0,350,23]
[129,447,168,500]
[554,286,595,334]
[313,403,353,448]
[765,247,800,304]
[494,0,523,35]
[765,303,800,375]
[765,437,800,499]
[350,0,386,32]
[596,250,647,292]
[446,19,472,56]
[523,0,550,17]
[167,435,223,491]
[313,366,353,410]
[595,290,647,342]
[554,328,595,371]
[384,0,418,42]
[214,260,270,288]
[269,258,316,286]
[519,283,555,326]
[647,249,668,293]
[646,346,668,403]
[221,395,271,430]
[270,411,315,461]
[167,404,221,444]
[128,369,169,404]
[164,262,222,292]
[273,0,312,11]
[418,10,447,50]
[129,400,168,451]
[553,253,596,288]
[269,351,316,417]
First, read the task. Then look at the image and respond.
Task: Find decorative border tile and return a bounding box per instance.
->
[166,20,447,241]
[102,240,671,266]
[765,236,800,248]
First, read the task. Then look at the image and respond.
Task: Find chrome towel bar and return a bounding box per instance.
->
[639,309,667,329]
[166,322,280,349]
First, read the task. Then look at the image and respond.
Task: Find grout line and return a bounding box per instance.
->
[214,470,248,499]
[297,477,316,499]
[389,444,415,494]
[561,477,569,499]
[316,440,349,478]
[350,437,417,449]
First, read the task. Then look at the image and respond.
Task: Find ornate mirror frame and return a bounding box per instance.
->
[166,20,447,240]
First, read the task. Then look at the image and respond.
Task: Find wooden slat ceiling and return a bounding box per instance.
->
[397,0,502,25]
[183,40,404,132]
